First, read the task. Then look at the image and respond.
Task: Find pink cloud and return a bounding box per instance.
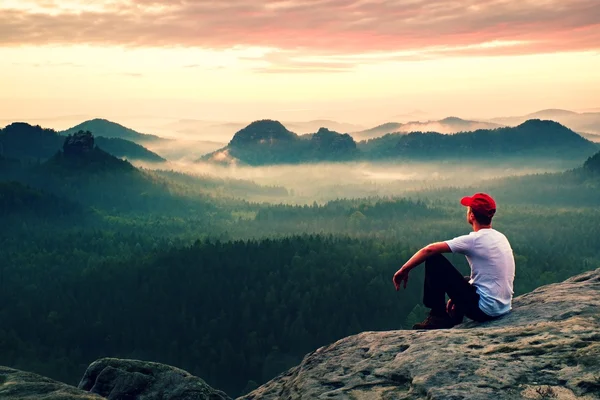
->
[0,0,598,57]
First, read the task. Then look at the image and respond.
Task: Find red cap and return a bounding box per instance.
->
[460,193,496,217]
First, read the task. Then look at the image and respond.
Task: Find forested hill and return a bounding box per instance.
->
[200,120,358,165]
[44,131,137,174]
[0,181,80,219]
[62,118,164,143]
[199,119,598,165]
[0,122,165,162]
[1,131,170,212]
[359,119,599,160]
[583,150,600,175]
[0,130,257,219]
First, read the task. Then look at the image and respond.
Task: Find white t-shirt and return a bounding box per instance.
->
[445,228,515,317]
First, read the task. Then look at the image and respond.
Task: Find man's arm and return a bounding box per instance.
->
[392,242,451,290]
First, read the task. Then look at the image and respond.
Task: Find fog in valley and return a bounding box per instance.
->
[135,157,572,204]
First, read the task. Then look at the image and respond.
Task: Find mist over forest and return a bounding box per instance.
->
[2,111,600,396]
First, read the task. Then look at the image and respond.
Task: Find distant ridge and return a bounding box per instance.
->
[1,122,165,162]
[491,109,600,135]
[200,119,357,165]
[62,119,164,143]
[351,117,501,140]
[200,119,598,165]
[360,119,598,160]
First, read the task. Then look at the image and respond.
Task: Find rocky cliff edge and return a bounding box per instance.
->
[1,268,598,400]
[241,268,600,399]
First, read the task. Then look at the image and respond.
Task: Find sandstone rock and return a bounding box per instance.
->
[241,268,600,400]
[63,130,95,156]
[79,358,232,400]
[0,366,103,400]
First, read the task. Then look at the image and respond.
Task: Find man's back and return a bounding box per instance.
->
[446,228,515,316]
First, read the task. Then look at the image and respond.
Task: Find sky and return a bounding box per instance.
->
[1,0,600,127]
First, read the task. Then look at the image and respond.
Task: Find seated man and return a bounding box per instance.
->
[393,193,515,329]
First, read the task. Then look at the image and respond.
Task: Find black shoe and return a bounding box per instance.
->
[412,313,456,330]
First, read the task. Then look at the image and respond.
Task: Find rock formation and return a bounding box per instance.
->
[0,366,102,400]
[241,268,600,399]
[78,358,232,400]
[63,130,95,156]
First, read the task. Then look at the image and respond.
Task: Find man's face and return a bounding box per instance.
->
[466,207,474,225]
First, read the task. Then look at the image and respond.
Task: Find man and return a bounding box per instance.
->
[393,193,515,329]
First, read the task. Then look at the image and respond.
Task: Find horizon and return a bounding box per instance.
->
[2,107,600,143]
[1,0,600,127]
[2,106,600,133]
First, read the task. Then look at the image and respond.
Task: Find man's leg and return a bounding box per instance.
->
[415,254,479,329]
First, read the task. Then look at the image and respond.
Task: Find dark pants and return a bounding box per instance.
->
[423,254,496,323]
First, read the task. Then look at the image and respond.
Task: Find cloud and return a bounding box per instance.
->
[243,50,356,73]
[183,64,227,70]
[0,0,598,59]
[12,61,85,68]
[99,71,144,77]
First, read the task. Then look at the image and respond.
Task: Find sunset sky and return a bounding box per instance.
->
[1,0,599,127]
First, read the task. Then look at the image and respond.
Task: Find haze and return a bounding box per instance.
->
[2,0,600,128]
[140,160,570,204]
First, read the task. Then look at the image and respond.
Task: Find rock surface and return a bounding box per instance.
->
[241,268,600,400]
[79,358,232,400]
[64,130,95,156]
[0,366,103,400]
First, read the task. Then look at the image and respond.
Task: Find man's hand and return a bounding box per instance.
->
[393,267,410,291]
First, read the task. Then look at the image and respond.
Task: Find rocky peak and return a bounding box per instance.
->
[79,358,231,400]
[63,130,95,156]
[229,120,297,147]
[0,366,102,399]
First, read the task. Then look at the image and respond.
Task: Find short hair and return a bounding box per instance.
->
[471,209,493,225]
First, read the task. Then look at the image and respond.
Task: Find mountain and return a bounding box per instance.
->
[0,122,165,162]
[0,123,64,161]
[352,122,404,140]
[491,109,600,134]
[0,131,219,213]
[22,131,170,211]
[44,130,137,174]
[360,119,599,161]
[62,119,164,143]
[200,120,358,165]
[526,109,579,118]
[352,117,501,140]
[200,119,597,166]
